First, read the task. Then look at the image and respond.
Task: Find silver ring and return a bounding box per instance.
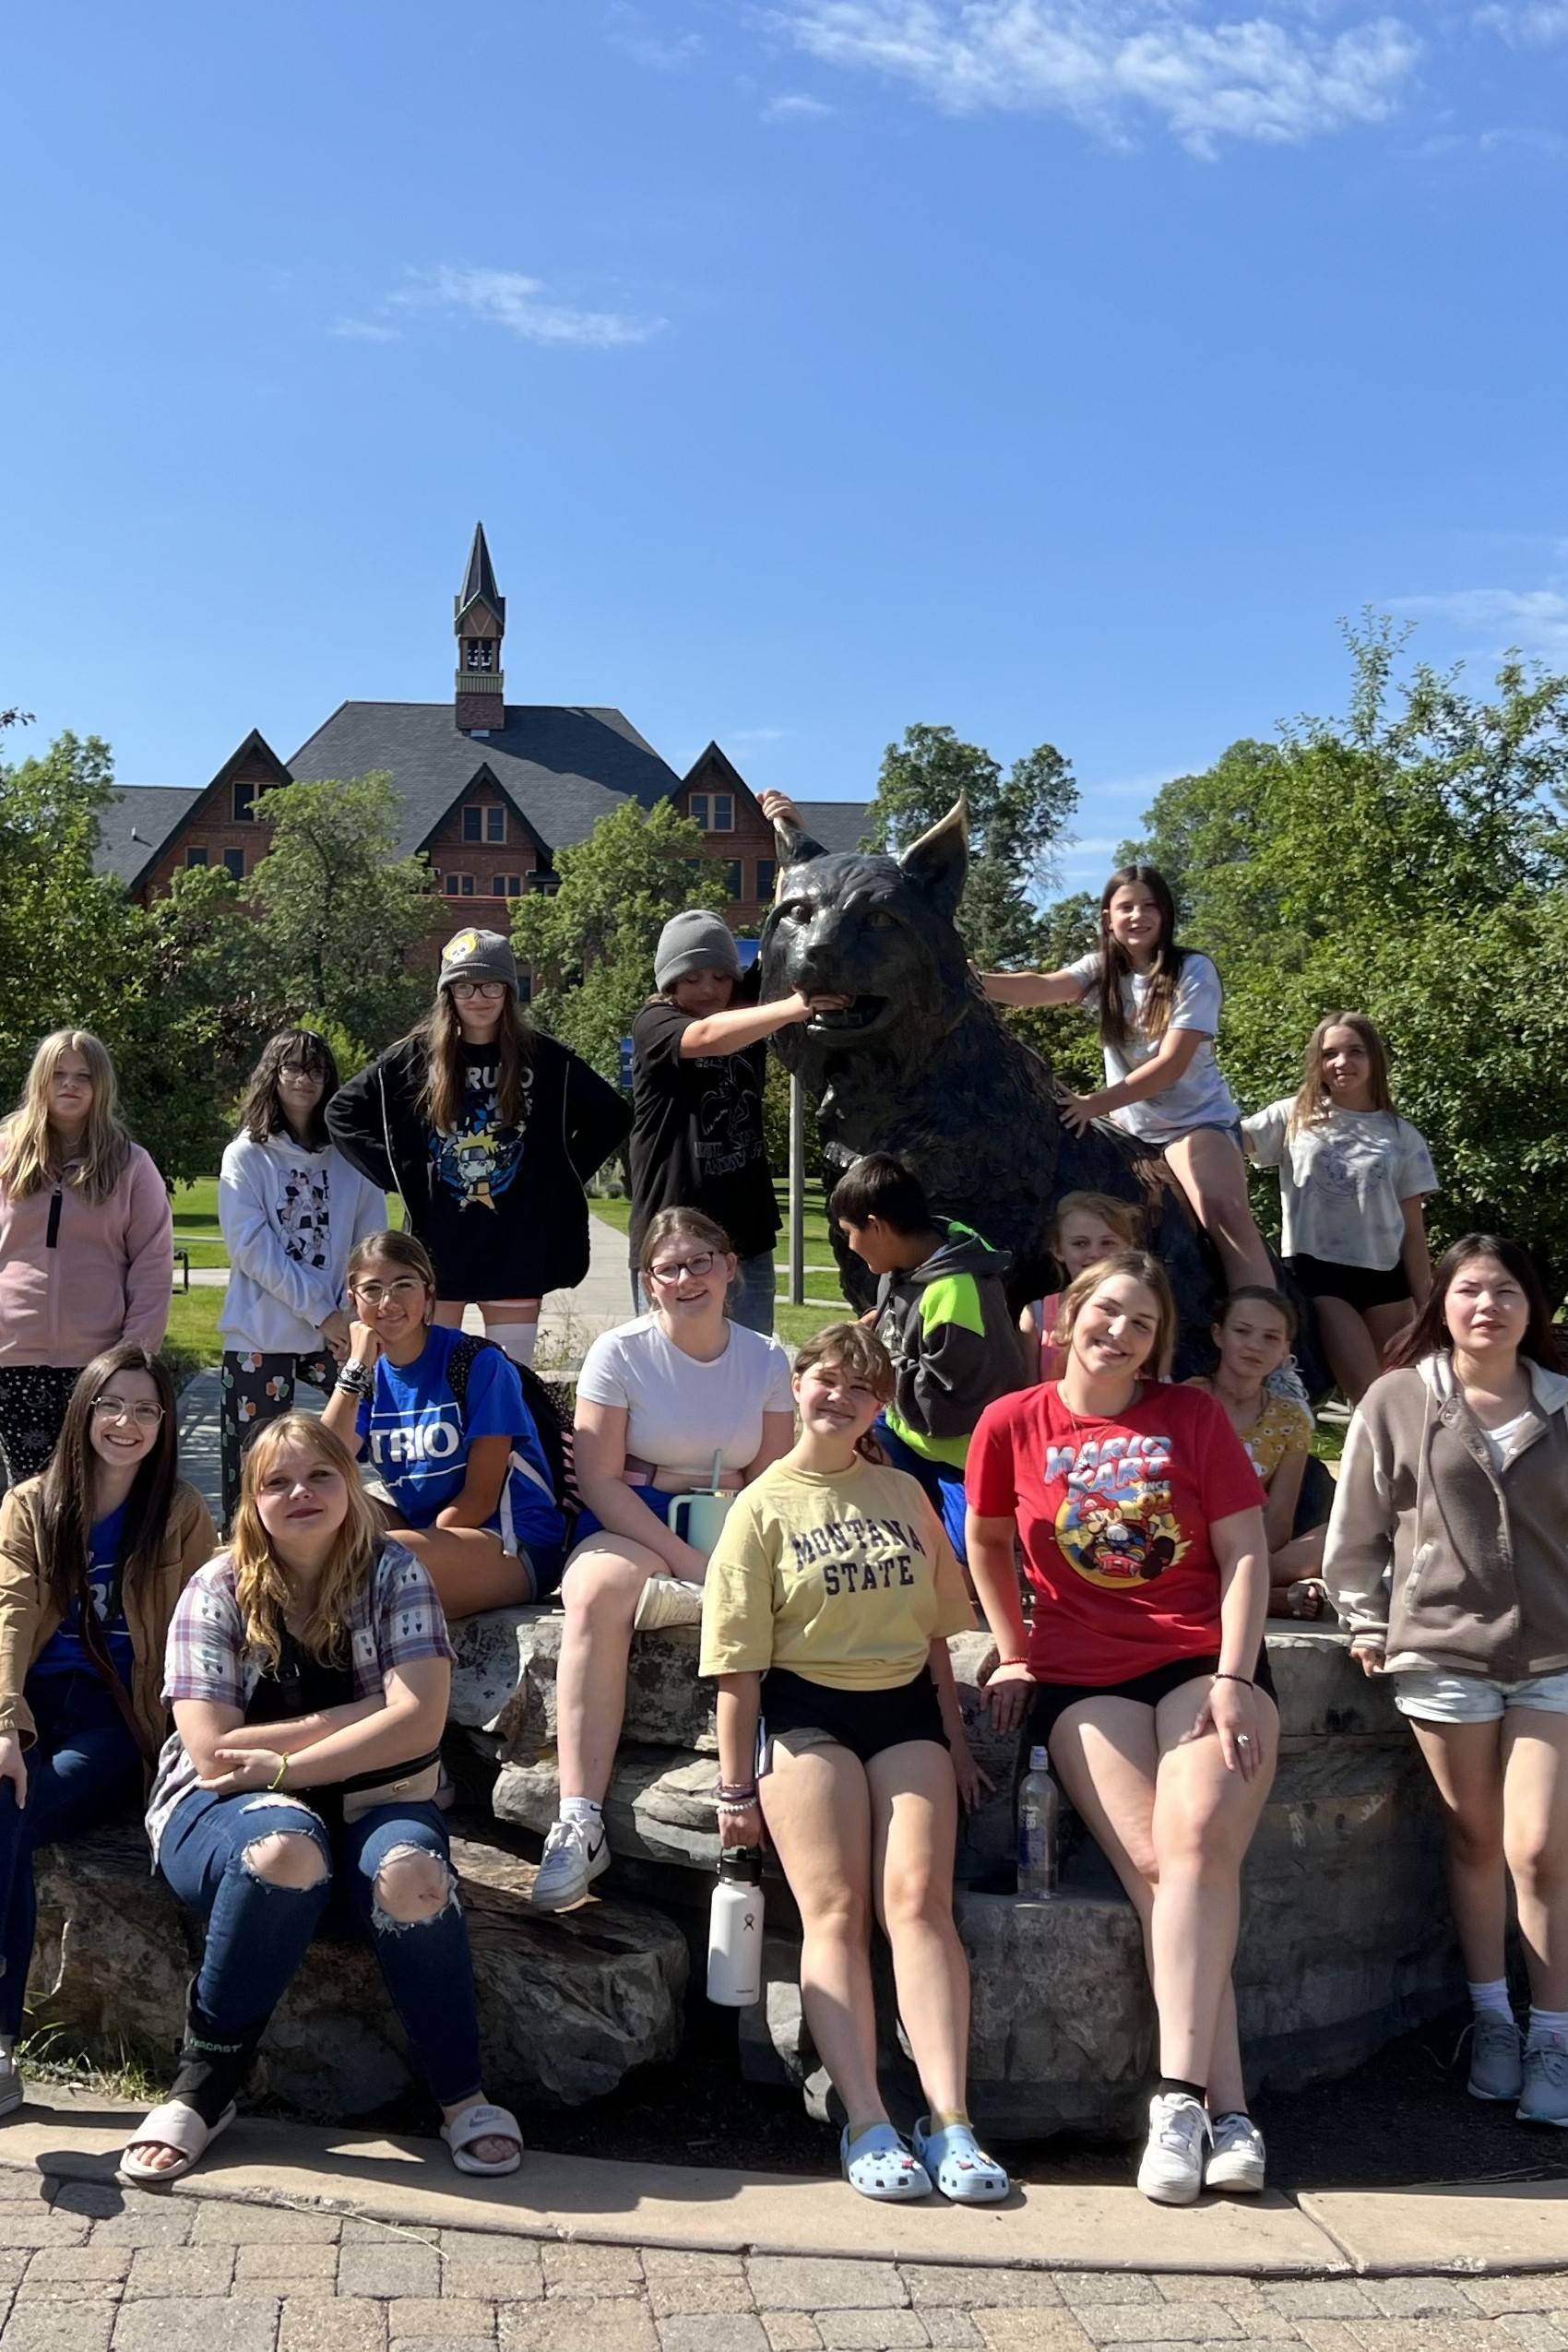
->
[1237,1735,1253,1749]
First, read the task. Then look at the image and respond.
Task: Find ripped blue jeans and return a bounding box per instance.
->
[158,1789,482,2108]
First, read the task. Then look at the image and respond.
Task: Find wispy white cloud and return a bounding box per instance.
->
[606,2,706,68]
[329,317,402,343]
[1409,122,1568,157]
[763,89,838,118]
[1394,584,1568,660]
[1475,2,1568,43]
[386,265,665,350]
[728,725,790,745]
[770,1,1422,155]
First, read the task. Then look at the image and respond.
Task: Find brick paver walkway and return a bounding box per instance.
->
[2,2168,1564,2352]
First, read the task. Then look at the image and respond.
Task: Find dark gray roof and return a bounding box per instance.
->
[93,786,205,884]
[456,522,505,629]
[794,799,872,854]
[287,701,683,861]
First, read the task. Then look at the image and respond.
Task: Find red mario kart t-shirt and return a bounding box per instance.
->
[966,1381,1265,1684]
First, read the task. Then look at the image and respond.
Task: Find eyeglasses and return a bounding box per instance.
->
[92,1396,164,1428]
[350,1277,424,1307]
[448,980,506,1000]
[648,1252,718,1283]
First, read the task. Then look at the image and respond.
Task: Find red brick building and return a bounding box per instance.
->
[94,528,869,970]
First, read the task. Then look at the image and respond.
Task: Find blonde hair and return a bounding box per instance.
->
[1289,1011,1395,1134]
[1051,1191,1143,1251]
[0,1029,131,1205]
[1054,1249,1178,1382]
[229,1413,385,1672]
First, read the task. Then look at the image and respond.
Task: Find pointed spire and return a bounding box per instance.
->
[456,522,505,627]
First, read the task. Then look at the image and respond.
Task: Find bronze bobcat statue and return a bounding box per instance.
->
[758,802,1227,1380]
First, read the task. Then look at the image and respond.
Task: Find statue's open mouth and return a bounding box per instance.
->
[806,995,887,1036]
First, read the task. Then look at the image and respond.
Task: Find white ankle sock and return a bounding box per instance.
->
[489,1321,538,1366]
[1527,2005,1568,2049]
[0,2034,14,2062]
[1468,1979,1515,2022]
[561,1797,602,1828]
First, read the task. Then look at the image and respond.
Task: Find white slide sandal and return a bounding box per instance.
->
[442,2099,524,2176]
[116,2099,236,2189]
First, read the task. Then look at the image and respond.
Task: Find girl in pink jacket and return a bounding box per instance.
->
[0,1031,172,1484]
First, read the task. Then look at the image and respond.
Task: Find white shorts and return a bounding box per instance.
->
[1395,1667,1568,1724]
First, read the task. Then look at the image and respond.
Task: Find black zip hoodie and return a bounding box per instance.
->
[326,1031,630,1301]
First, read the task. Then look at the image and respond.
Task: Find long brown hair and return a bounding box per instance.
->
[637,1206,736,1280]
[1289,1011,1395,1134]
[1095,866,1186,1049]
[37,1344,182,1628]
[238,1028,341,1149]
[1385,1234,1563,1376]
[413,986,532,1134]
[346,1226,437,1302]
[229,1413,386,1671]
[1054,1248,1179,1382]
[0,1029,132,1205]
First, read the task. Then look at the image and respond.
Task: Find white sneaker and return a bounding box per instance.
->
[1135,2092,1210,2204]
[530,1815,611,1911]
[1205,2109,1266,2193]
[633,1576,707,1633]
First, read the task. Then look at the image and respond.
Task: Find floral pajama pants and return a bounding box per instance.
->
[219,1348,336,1528]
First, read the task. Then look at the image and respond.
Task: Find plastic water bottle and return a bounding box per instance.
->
[707,1847,765,2005]
[1016,1745,1059,1897]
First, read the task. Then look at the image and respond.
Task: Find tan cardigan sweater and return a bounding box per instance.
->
[0,1478,216,1754]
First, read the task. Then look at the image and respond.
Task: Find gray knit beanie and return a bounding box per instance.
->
[655,910,741,991]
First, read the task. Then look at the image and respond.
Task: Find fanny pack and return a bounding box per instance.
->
[339,1749,444,1825]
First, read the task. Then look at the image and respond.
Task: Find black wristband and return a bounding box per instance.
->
[1213,1671,1253,1687]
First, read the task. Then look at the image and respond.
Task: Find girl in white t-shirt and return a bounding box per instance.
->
[983,865,1274,1293]
[1243,1013,1436,1405]
[529,1208,795,1915]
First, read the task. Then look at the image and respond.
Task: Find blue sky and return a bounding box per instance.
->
[4,0,1565,893]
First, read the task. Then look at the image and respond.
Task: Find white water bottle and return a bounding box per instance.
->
[1016,1745,1059,1898]
[707,1847,765,2006]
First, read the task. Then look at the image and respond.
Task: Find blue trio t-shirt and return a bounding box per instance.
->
[356,1326,565,1560]
[31,1501,135,1682]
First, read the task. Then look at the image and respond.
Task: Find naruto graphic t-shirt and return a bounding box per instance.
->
[966,1382,1265,1683]
[356,1325,564,1560]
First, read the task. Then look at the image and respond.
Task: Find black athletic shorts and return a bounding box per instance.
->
[1288,1252,1410,1313]
[759,1666,948,1768]
[1024,1645,1277,1752]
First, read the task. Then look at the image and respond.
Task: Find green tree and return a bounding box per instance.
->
[511,799,727,1081]
[249,774,430,1055]
[861,724,1079,968]
[1118,620,1568,1281]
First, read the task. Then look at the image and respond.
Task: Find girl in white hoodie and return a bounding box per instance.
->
[218,1032,386,1527]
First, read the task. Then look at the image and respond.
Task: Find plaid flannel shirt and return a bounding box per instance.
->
[145,1538,454,1862]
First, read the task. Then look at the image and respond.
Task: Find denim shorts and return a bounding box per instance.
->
[1395,1666,1568,1723]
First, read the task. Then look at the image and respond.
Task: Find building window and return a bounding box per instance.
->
[185,847,208,869]
[462,805,482,842]
[493,873,523,897]
[444,873,477,897]
[222,849,245,881]
[486,806,505,843]
[465,640,493,671]
[712,792,734,832]
[756,859,777,902]
[723,861,743,901]
[232,778,255,822]
[688,792,708,830]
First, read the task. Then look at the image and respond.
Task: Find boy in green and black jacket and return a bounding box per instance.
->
[830,1152,1027,1562]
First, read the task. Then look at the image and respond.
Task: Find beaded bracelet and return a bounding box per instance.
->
[992,1656,1031,1669]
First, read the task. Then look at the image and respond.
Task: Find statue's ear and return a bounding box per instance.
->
[898,797,968,921]
[774,813,827,865]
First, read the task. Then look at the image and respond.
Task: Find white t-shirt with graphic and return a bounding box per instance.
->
[1242,1099,1437,1271]
[1067,950,1240,1146]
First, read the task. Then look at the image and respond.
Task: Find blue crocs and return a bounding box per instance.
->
[840,2122,933,2202]
[913,2116,1011,2204]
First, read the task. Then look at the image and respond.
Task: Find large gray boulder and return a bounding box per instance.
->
[30,1822,687,2116]
[449,1607,717,1759]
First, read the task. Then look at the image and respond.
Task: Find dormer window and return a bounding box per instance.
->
[465,641,493,672]
[233,777,255,822]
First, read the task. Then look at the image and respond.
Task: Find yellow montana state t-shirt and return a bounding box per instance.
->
[699,1456,975,1693]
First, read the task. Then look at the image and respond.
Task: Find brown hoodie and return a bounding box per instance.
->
[1324,1356,1568,1680]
